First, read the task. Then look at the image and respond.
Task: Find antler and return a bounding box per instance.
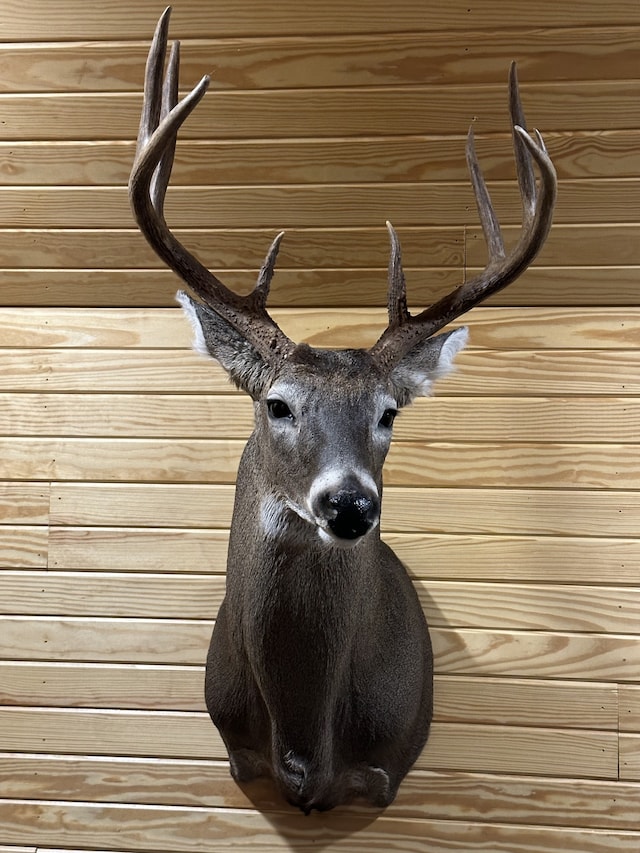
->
[129,7,295,363]
[370,63,557,368]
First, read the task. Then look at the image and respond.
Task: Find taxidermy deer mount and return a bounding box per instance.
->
[129,7,556,814]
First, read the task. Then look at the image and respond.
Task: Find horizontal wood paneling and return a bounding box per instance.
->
[4,393,639,443]
[0,527,47,568]
[1,267,639,308]
[44,529,640,583]
[1,760,638,830]
[0,483,49,524]
[0,663,617,729]
[1,225,638,269]
[620,735,640,781]
[1,800,638,853]
[49,483,640,537]
[2,616,638,682]
[0,707,618,778]
[0,84,637,142]
[1,306,638,348]
[3,570,638,634]
[3,0,640,39]
[1,1,637,848]
[1,180,635,228]
[619,686,640,732]
[1,438,638,488]
[0,28,637,93]
[0,132,636,187]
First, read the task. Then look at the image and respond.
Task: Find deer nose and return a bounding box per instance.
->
[324,489,379,540]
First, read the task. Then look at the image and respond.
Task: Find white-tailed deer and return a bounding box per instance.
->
[130,8,556,813]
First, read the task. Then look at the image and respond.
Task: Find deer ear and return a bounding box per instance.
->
[177,290,272,398]
[390,326,468,405]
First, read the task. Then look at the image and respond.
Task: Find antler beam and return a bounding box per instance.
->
[129,6,294,363]
[370,63,557,368]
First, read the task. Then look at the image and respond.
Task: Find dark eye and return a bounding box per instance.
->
[267,399,294,420]
[379,408,397,429]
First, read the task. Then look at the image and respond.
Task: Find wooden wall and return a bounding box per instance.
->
[0,0,639,849]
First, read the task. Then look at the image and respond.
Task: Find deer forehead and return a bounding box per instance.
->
[264,349,397,410]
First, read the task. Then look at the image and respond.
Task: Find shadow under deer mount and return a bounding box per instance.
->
[129,7,556,814]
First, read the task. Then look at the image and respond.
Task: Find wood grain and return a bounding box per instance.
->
[1,437,638,488]
[0,131,637,187]
[0,180,635,228]
[1,267,638,308]
[5,393,639,443]
[50,482,640,537]
[0,28,636,93]
[619,686,640,733]
[0,306,638,349]
[0,83,637,142]
[2,615,638,680]
[0,663,617,731]
[0,0,637,847]
[0,757,637,830]
[0,527,47,569]
[0,483,49,524]
[0,707,618,778]
[2,0,639,38]
[1,224,638,270]
[620,735,640,781]
[45,527,640,584]
[4,569,638,635]
[0,800,637,852]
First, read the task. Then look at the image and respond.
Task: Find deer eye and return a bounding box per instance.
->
[267,399,294,421]
[378,408,397,429]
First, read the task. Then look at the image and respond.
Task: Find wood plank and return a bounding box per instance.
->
[5,394,640,443]
[0,527,47,568]
[46,528,640,584]
[1,438,639,488]
[4,569,639,635]
[1,307,637,350]
[0,758,637,832]
[0,180,634,228]
[3,0,638,39]
[0,662,617,730]
[619,686,640,733]
[620,735,640,782]
[435,627,640,681]
[0,28,636,93]
[1,801,638,853]
[0,483,48,524]
[0,83,636,142]
[419,582,640,633]
[2,617,638,680]
[0,847,34,853]
[0,224,638,270]
[49,483,640,538]
[0,707,618,778]
[1,267,638,309]
[0,571,223,619]
[0,616,213,665]
[0,130,637,188]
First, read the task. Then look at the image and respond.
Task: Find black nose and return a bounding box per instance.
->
[325,489,379,540]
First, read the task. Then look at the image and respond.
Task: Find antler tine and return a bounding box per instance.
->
[370,63,557,369]
[129,7,294,363]
[385,221,410,327]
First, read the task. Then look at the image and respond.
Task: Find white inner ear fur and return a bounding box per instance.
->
[431,326,469,380]
[176,290,211,359]
[394,325,469,399]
